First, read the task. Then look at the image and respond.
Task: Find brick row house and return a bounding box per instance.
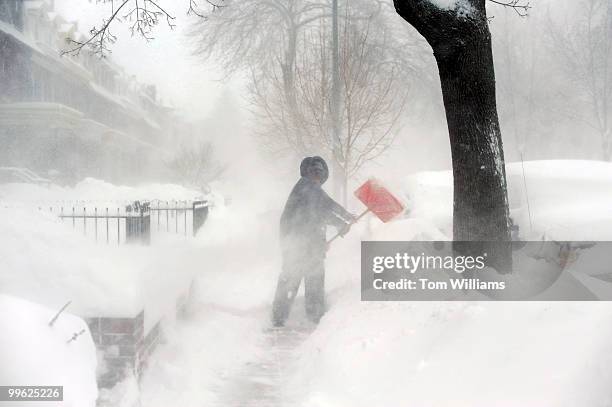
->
[0,0,182,184]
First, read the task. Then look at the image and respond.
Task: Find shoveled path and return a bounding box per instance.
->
[209,323,314,407]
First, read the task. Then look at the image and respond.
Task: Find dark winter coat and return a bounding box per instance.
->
[280,157,352,260]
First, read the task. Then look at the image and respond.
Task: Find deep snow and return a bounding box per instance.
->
[3,160,612,407]
[405,160,612,240]
[118,160,612,407]
[284,160,612,407]
[0,179,208,331]
[0,295,98,407]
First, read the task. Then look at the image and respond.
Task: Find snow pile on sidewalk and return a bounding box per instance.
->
[2,207,151,317]
[404,160,612,240]
[0,206,138,316]
[0,205,195,332]
[0,294,98,407]
[289,299,612,407]
[286,160,612,407]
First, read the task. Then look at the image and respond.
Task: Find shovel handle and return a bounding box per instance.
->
[327,208,370,245]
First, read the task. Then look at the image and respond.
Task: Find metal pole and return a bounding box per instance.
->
[603,0,611,151]
[520,151,534,233]
[192,201,196,237]
[331,0,344,204]
[94,207,98,242]
[106,208,109,244]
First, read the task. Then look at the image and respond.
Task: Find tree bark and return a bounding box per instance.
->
[394,0,512,271]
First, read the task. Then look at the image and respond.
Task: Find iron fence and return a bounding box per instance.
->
[150,200,209,237]
[192,200,209,236]
[34,199,210,244]
[51,200,151,245]
[31,200,209,245]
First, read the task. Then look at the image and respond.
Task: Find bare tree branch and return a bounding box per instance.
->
[62,0,177,57]
[488,0,530,17]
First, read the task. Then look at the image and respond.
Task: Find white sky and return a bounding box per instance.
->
[54,0,243,121]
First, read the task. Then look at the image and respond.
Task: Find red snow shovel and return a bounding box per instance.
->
[327,178,405,245]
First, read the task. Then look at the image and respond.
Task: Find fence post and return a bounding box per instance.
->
[192,201,209,237]
[126,201,151,246]
[143,210,151,245]
[117,208,120,245]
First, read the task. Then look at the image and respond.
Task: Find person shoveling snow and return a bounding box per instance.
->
[272,156,355,327]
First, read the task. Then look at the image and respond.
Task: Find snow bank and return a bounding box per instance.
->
[404,160,612,240]
[0,201,195,331]
[0,295,98,407]
[285,161,612,407]
[0,206,141,316]
[289,299,612,407]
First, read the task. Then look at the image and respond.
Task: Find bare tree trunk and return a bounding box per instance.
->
[394,0,512,271]
[435,18,509,241]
